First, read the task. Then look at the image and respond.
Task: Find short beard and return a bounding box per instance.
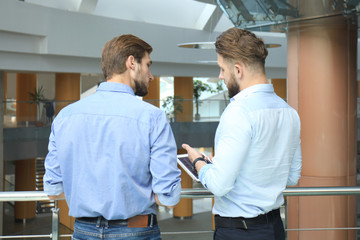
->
[227,73,240,98]
[134,80,148,97]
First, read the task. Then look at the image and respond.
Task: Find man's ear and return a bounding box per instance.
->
[234,62,243,80]
[126,55,136,70]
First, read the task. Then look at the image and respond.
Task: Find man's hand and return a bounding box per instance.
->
[182,143,209,174]
[48,192,65,200]
[181,143,203,163]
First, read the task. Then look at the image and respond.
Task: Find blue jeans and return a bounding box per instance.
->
[73,218,161,240]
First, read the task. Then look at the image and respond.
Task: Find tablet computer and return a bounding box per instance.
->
[177,154,200,182]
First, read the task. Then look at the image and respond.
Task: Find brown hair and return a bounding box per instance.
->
[215,27,268,71]
[101,34,153,80]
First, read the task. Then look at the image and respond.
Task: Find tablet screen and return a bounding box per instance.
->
[177,154,199,182]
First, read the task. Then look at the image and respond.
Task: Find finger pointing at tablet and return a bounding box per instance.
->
[182,143,202,162]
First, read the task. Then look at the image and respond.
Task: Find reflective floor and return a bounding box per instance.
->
[158,198,214,240]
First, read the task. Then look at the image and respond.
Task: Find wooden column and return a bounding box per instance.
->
[55,73,80,115]
[271,78,287,101]
[287,2,357,239]
[173,77,194,218]
[55,73,80,230]
[16,73,37,123]
[143,76,160,107]
[174,77,193,122]
[14,73,37,221]
[14,159,36,221]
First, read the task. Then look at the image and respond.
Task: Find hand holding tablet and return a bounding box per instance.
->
[177,154,199,182]
[177,154,211,182]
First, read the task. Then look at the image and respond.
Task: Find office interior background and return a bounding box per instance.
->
[0,0,360,239]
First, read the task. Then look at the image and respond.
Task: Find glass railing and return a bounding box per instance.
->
[2,99,229,128]
[4,97,360,127]
[3,99,73,128]
[0,187,359,239]
[145,98,229,122]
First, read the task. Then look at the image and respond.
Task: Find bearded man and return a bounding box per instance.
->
[44,34,181,240]
[182,27,302,240]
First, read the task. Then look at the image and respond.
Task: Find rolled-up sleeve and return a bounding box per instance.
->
[149,112,181,206]
[156,183,181,206]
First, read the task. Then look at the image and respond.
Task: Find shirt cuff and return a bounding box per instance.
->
[156,182,181,206]
[198,163,213,188]
[44,182,64,196]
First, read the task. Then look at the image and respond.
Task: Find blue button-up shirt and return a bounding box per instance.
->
[199,84,301,218]
[43,82,181,220]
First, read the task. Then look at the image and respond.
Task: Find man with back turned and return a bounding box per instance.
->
[182,27,302,240]
[43,34,181,239]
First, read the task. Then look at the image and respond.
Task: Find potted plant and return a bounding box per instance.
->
[193,80,214,120]
[29,86,46,125]
[162,95,184,122]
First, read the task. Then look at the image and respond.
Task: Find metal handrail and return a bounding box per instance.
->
[181,186,360,198]
[2,186,360,202]
[0,191,49,202]
[0,187,360,239]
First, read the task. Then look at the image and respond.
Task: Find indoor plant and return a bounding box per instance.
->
[162,95,184,122]
[193,80,214,120]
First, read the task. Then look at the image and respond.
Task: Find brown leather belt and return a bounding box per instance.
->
[77,214,157,228]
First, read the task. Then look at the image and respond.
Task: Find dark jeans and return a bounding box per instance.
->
[214,209,285,240]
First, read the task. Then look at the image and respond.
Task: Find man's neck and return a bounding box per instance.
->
[107,73,134,91]
[240,74,268,91]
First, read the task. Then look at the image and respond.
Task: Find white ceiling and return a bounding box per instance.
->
[25,0,234,32]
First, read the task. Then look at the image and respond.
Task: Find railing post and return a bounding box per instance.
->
[0,71,4,235]
[51,200,59,240]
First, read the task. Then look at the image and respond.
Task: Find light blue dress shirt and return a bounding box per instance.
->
[43,82,181,220]
[199,84,301,218]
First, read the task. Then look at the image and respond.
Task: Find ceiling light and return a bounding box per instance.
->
[178,42,281,49]
[197,60,218,64]
[177,42,215,49]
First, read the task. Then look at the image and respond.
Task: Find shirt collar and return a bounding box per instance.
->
[96,82,135,96]
[230,84,274,102]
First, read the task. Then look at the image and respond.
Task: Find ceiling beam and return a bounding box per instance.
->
[203,6,224,32]
[194,0,217,4]
[78,0,98,13]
